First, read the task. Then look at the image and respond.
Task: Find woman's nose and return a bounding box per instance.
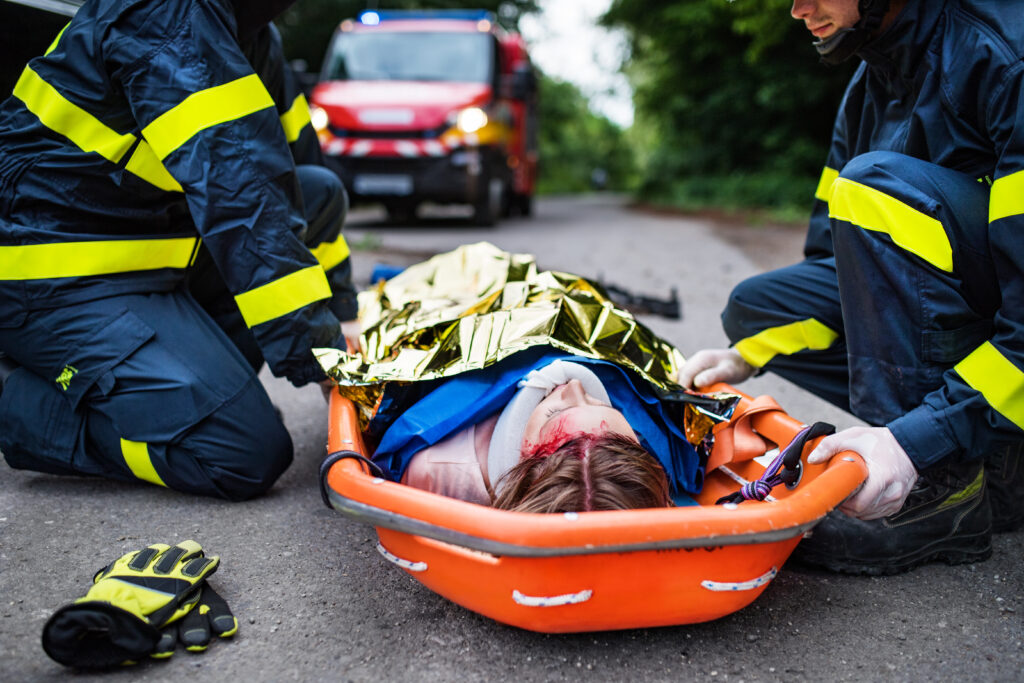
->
[563,379,587,404]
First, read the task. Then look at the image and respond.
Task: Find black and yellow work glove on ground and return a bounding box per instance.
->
[152,584,238,658]
[42,540,221,668]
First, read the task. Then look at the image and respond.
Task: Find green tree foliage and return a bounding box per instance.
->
[277,1,538,73]
[602,0,855,213]
[536,74,636,194]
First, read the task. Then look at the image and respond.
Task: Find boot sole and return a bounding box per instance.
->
[794,527,993,576]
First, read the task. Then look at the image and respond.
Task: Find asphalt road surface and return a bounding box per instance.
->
[2,195,1021,681]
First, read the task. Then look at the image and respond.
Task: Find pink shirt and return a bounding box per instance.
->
[400,415,499,505]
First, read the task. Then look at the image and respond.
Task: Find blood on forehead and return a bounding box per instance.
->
[522,422,603,459]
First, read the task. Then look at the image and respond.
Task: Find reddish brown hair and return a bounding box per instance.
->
[493,433,673,513]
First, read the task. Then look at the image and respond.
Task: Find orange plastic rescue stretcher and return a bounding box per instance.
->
[320,384,867,633]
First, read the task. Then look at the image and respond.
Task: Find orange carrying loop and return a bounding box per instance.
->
[706,394,789,472]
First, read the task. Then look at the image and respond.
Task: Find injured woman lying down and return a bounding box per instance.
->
[316,243,736,513]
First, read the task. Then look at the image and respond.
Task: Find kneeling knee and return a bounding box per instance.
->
[178,390,294,501]
[722,275,774,344]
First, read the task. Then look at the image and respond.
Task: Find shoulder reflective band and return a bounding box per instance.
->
[815,166,839,202]
[234,264,332,328]
[45,23,69,55]
[0,237,199,280]
[280,93,312,144]
[14,66,135,163]
[990,169,1024,223]
[733,318,839,368]
[829,177,953,272]
[954,341,1024,430]
[143,74,275,161]
[120,438,167,487]
[310,234,351,272]
[12,66,182,192]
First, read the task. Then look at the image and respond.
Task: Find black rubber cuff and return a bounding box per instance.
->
[42,602,160,668]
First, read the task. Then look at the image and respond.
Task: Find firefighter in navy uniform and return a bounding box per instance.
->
[0,0,357,500]
[681,0,1024,574]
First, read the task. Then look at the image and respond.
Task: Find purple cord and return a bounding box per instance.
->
[735,425,811,502]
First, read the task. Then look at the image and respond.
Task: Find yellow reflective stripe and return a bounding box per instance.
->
[734,318,839,368]
[280,93,312,143]
[14,66,135,163]
[119,438,167,487]
[829,177,953,272]
[234,265,331,328]
[989,170,1024,223]
[954,342,1024,430]
[13,66,183,192]
[124,141,183,193]
[815,166,839,202]
[0,237,198,280]
[310,234,351,272]
[45,23,70,55]
[143,74,275,160]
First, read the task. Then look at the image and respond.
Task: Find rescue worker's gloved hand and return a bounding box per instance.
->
[808,427,918,520]
[678,348,756,389]
[42,541,218,668]
[152,585,238,658]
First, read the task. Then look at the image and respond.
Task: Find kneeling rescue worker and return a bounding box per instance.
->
[682,0,1024,573]
[0,0,357,499]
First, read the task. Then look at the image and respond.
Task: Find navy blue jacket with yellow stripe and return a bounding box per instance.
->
[803,0,1024,467]
[0,0,348,386]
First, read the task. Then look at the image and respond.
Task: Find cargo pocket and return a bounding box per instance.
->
[56,308,155,411]
[78,306,253,445]
[921,319,993,365]
[1,308,155,476]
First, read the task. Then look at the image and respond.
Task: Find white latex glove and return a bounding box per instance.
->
[340,319,362,354]
[807,426,918,520]
[677,348,756,389]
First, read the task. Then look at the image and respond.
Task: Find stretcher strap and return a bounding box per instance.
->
[706,395,784,472]
[716,422,835,505]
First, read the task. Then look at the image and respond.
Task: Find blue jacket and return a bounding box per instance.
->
[369,349,706,497]
[0,0,349,386]
[807,0,1024,465]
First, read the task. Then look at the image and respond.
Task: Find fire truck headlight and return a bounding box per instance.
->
[309,105,330,134]
[456,107,488,134]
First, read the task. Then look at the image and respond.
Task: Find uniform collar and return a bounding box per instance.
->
[856,0,945,96]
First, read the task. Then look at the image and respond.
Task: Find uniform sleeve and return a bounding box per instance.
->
[244,23,327,166]
[245,23,357,322]
[888,64,1024,468]
[107,0,342,386]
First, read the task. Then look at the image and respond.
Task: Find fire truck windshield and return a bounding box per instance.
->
[323,31,493,83]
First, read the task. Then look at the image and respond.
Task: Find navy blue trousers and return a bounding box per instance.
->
[723,152,994,444]
[0,165,348,499]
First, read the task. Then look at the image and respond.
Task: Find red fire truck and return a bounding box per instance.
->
[309,9,538,225]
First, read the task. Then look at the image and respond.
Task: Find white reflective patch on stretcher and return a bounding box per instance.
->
[701,566,778,592]
[376,542,427,572]
[512,589,593,607]
[753,447,780,468]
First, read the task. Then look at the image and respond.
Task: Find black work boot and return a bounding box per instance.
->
[986,442,1024,533]
[792,460,992,575]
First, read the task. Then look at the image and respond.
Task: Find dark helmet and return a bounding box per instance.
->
[813,0,892,65]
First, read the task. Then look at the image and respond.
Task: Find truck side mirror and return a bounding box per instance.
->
[503,65,536,100]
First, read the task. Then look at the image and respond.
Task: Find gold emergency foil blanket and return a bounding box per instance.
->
[315,242,733,441]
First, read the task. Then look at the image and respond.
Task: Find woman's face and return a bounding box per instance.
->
[520,379,637,456]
